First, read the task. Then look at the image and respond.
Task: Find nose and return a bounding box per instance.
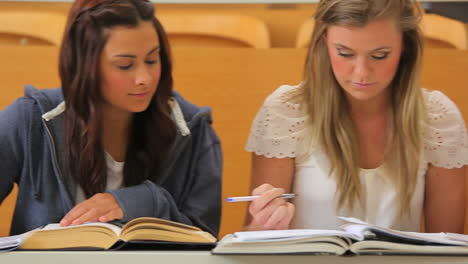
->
[135,65,153,86]
[353,56,372,81]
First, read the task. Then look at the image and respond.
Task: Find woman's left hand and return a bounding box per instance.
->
[59,193,124,226]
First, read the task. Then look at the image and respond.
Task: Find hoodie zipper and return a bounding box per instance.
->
[41,118,73,210]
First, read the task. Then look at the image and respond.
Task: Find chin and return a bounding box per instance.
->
[129,103,152,113]
[346,91,379,102]
[132,107,151,113]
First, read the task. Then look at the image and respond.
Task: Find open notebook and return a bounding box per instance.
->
[212,217,468,255]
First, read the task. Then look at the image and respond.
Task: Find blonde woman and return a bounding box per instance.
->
[245,0,467,233]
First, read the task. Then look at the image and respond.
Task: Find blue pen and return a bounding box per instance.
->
[226,193,297,202]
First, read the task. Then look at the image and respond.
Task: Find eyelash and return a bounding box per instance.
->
[117,60,159,70]
[338,53,353,58]
[118,65,132,70]
[337,53,389,60]
[372,54,388,60]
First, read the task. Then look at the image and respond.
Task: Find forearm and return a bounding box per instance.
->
[424,166,466,233]
[108,181,197,225]
[109,157,221,236]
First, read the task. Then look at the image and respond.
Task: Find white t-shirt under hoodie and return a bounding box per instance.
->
[246,84,468,232]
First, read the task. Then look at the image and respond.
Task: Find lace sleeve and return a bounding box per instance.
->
[245,84,309,158]
[423,90,468,168]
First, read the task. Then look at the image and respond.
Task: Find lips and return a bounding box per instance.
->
[128,92,149,98]
[352,82,375,89]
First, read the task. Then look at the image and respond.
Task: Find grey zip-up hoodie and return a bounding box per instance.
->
[0,86,222,237]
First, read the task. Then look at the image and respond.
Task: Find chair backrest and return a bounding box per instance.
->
[0,10,67,46]
[421,13,468,50]
[157,12,271,49]
[0,185,17,236]
[295,18,314,48]
[296,11,468,51]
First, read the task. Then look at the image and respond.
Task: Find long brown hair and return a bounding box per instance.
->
[59,0,176,198]
[301,0,426,215]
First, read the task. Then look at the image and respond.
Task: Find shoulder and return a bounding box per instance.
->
[22,85,64,116]
[423,89,460,114]
[264,84,305,106]
[0,87,61,147]
[261,83,308,118]
[171,90,212,124]
[422,88,465,127]
[245,84,309,158]
[421,89,468,168]
[1,86,62,120]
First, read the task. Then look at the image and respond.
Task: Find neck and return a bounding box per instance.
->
[348,90,392,121]
[101,104,133,162]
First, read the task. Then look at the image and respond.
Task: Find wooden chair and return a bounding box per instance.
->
[0,10,66,46]
[295,18,314,48]
[420,13,468,50]
[157,12,271,49]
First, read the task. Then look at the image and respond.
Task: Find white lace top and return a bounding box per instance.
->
[246,84,468,231]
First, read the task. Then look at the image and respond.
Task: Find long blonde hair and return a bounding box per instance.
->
[302,0,426,216]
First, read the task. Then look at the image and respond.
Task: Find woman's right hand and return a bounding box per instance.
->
[247,183,295,230]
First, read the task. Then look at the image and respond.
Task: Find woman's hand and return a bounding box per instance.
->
[247,183,295,230]
[60,193,123,226]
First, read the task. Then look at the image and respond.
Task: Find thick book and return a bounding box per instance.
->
[212,217,468,255]
[0,217,216,251]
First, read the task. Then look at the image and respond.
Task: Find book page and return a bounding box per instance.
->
[42,222,122,237]
[233,229,360,242]
[0,229,38,251]
[351,240,468,255]
[339,216,468,246]
[445,233,468,243]
[123,217,201,232]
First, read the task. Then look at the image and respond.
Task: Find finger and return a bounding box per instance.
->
[276,203,295,230]
[252,183,273,196]
[98,209,121,223]
[249,188,286,215]
[98,193,124,220]
[71,208,100,226]
[263,204,289,230]
[60,203,91,226]
[253,197,287,226]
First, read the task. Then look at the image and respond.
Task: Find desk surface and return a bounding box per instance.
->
[2,251,468,264]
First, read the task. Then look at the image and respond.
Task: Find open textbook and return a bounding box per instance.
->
[212,217,468,255]
[0,217,216,251]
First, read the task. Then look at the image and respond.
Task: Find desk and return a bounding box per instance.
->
[1,46,468,238]
[2,251,468,264]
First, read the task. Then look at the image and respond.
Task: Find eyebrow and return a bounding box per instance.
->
[114,46,160,58]
[333,43,392,52]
